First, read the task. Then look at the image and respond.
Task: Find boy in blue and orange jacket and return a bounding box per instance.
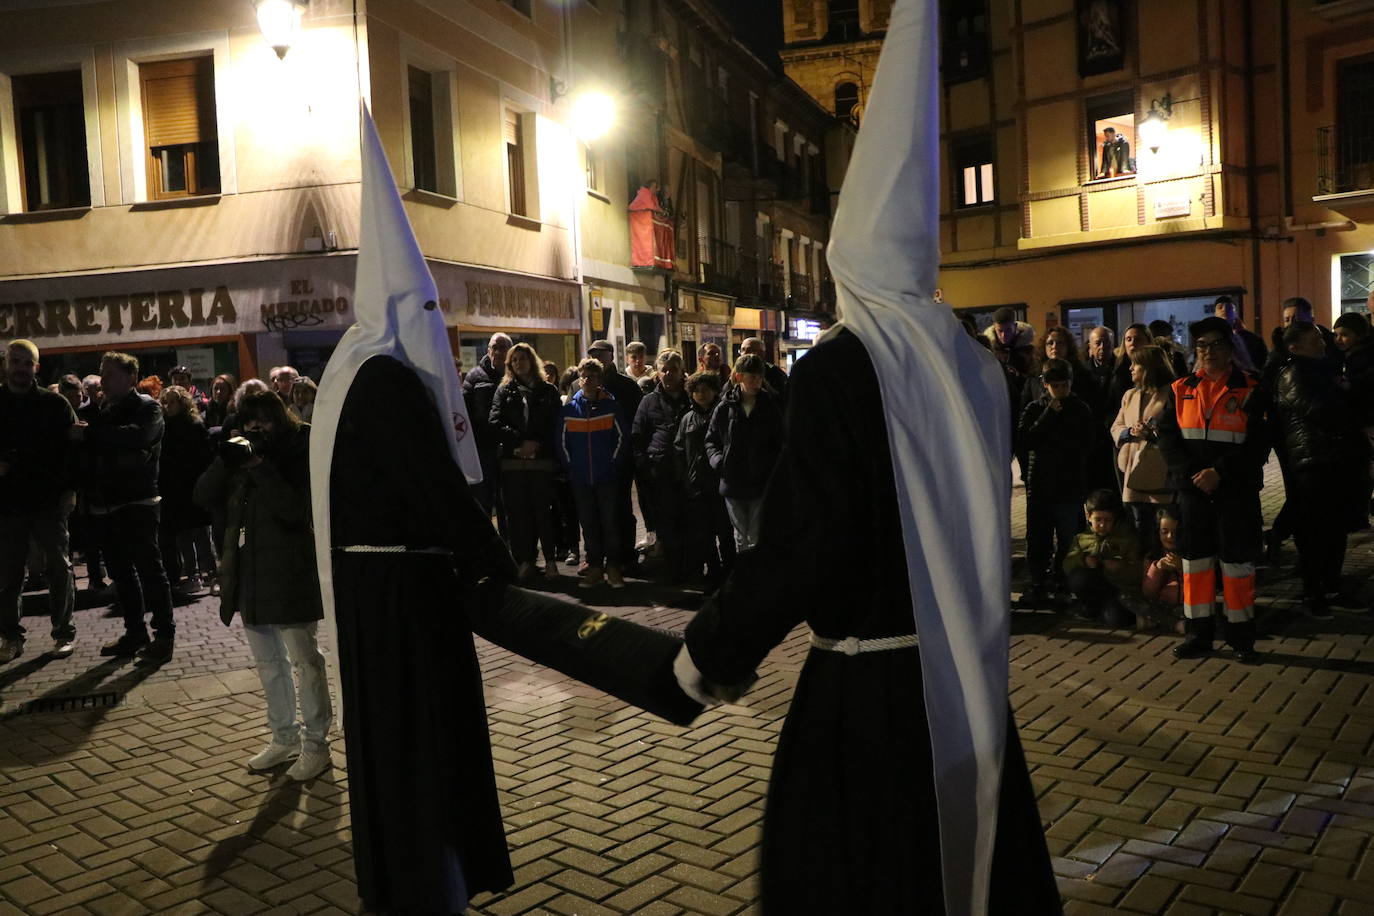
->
[558,358,628,588]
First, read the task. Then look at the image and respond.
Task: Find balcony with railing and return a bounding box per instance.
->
[759,260,785,306]
[697,238,740,295]
[788,273,812,309]
[1316,125,1374,202]
[816,279,837,313]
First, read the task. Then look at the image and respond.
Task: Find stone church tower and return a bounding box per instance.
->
[779,1,893,126]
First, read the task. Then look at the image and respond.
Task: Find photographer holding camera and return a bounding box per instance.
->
[194,390,332,781]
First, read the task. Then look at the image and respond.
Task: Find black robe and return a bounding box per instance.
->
[330,355,513,913]
[685,329,1061,914]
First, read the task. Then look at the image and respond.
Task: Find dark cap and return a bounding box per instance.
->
[170,365,192,375]
[1188,316,1233,345]
[588,339,613,353]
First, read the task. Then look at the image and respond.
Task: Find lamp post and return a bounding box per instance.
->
[254,0,309,59]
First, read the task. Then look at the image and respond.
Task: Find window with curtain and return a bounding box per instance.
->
[408,66,438,193]
[139,57,219,200]
[505,108,527,216]
[13,70,90,211]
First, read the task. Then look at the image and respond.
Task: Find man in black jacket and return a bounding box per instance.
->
[463,333,512,533]
[0,340,78,663]
[1273,323,1370,616]
[632,350,691,581]
[588,339,645,570]
[74,351,176,661]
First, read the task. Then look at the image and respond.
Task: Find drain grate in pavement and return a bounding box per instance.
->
[2,691,125,719]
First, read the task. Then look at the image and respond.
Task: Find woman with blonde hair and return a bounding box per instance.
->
[489,342,563,579]
[1111,345,1177,554]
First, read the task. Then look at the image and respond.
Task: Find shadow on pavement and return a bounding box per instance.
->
[203,780,311,885]
[2,658,160,760]
[0,652,56,697]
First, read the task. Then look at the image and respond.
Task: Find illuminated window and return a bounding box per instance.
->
[1087,92,1135,180]
[953,136,994,207]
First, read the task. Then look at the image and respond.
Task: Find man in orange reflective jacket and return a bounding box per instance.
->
[1157,316,1271,663]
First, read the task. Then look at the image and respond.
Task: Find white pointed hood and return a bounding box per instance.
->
[309,102,484,718]
[825,2,1012,914]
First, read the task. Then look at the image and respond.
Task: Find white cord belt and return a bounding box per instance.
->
[810,633,919,656]
[336,545,450,555]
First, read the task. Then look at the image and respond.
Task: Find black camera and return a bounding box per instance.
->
[220,431,264,467]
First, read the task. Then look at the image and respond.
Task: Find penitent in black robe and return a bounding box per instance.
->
[685,329,1062,914]
[331,355,514,913]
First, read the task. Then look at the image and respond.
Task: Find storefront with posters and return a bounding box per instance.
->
[675,288,733,369]
[730,307,784,364]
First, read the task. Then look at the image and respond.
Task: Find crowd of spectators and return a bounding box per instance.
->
[1,291,1370,680]
[987,295,1373,662]
[460,333,787,593]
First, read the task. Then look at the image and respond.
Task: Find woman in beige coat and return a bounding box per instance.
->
[1111,346,1178,554]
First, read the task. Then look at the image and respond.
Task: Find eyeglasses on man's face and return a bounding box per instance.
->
[1194,338,1228,353]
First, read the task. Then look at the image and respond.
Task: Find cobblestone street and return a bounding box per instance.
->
[2,461,1372,915]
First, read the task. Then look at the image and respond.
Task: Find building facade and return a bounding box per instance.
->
[617,0,850,368]
[781,0,1374,347]
[0,0,603,387]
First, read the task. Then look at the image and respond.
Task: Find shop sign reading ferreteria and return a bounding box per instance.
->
[0,287,238,341]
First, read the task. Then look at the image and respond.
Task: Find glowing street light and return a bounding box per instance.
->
[569,91,615,143]
[254,0,308,59]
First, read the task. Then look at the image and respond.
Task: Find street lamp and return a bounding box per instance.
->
[569,91,616,143]
[254,0,308,59]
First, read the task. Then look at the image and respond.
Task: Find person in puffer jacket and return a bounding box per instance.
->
[557,358,628,589]
[675,370,735,588]
[705,354,784,552]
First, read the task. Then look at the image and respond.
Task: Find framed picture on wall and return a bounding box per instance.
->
[1077,0,1127,77]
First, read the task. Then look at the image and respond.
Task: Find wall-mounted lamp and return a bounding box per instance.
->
[1139,92,1201,154]
[550,76,569,103]
[570,91,615,142]
[254,0,309,59]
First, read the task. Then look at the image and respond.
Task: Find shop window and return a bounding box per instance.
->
[139,57,219,200]
[953,135,994,207]
[942,0,989,84]
[12,70,90,211]
[1340,253,1374,315]
[834,81,860,121]
[1087,92,1135,181]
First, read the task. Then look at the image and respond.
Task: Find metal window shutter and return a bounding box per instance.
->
[141,58,213,148]
[503,109,521,146]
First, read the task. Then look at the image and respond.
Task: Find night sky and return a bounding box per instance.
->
[710,0,785,64]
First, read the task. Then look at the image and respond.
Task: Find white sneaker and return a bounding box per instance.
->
[287,749,331,781]
[51,637,76,658]
[247,742,300,771]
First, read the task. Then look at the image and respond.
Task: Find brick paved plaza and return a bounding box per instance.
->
[2,461,1372,915]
